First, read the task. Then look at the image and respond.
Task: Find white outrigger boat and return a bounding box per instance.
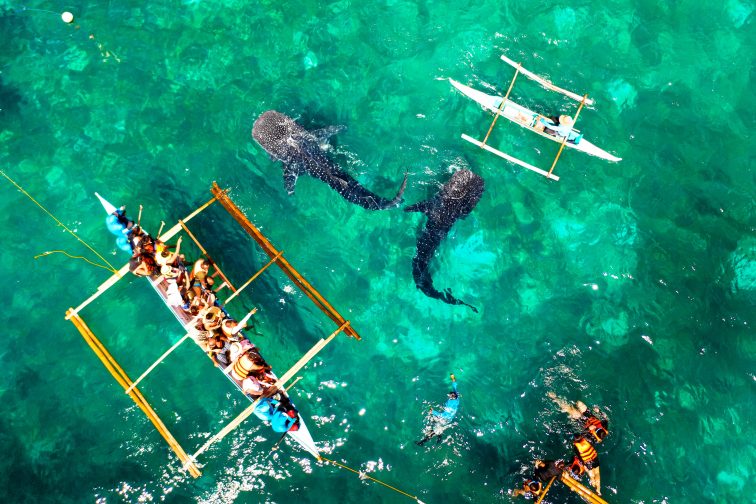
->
[451,54,621,181]
[66,183,360,477]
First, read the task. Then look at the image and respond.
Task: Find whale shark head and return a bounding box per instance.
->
[252,110,301,161]
[439,169,484,218]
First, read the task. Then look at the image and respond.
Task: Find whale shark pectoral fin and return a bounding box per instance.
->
[311,125,346,144]
[283,165,301,195]
[404,200,433,216]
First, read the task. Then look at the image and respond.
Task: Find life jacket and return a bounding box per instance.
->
[231,351,263,380]
[569,456,585,476]
[573,437,598,463]
[585,416,608,442]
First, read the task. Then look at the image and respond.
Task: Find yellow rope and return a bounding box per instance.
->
[34,250,115,272]
[318,456,421,502]
[0,170,118,274]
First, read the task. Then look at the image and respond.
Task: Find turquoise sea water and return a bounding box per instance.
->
[1,1,754,502]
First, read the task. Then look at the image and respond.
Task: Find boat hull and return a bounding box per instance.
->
[449,79,621,162]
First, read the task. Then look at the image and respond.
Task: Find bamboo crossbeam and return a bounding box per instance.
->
[189,321,350,464]
[66,194,220,320]
[125,334,191,395]
[461,134,560,181]
[559,473,608,504]
[225,250,284,304]
[67,309,201,478]
[547,94,588,178]
[534,476,556,504]
[210,183,361,340]
[179,220,237,293]
[482,64,520,146]
[500,54,595,106]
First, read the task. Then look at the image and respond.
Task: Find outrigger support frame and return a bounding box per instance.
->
[66,309,202,478]
[210,182,361,340]
[559,473,609,504]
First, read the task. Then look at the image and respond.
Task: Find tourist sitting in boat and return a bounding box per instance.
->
[221,318,245,342]
[535,115,582,144]
[415,373,459,446]
[572,434,601,495]
[155,236,183,268]
[547,392,609,443]
[191,258,215,289]
[254,395,300,433]
[229,348,271,382]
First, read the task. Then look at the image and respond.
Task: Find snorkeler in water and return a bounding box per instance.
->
[415,374,459,446]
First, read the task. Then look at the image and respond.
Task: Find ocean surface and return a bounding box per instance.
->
[0,1,753,503]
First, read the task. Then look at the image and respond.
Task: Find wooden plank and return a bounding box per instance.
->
[67,309,201,478]
[179,219,237,293]
[482,64,520,145]
[559,473,608,504]
[534,476,556,504]
[124,334,191,394]
[501,54,595,106]
[547,94,588,178]
[225,250,284,304]
[210,183,361,340]
[461,134,560,181]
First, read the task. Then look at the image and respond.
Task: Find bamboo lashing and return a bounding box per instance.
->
[124,334,192,394]
[189,321,350,463]
[225,250,284,304]
[482,64,520,146]
[66,194,220,320]
[559,473,608,504]
[500,54,595,106]
[178,220,237,293]
[211,183,361,340]
[67,309,201,478]
[547,94,588,178]
[534,476,556,504]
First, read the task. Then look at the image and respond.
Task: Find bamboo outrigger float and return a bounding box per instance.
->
[66,182,360,478]
[451,53,621,181]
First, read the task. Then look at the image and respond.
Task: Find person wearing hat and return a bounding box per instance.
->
[155,236,182,267]
[415,373,459,446]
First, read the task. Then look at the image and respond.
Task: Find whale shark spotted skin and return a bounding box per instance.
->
[252,110,407,210]
[405,169,484,313]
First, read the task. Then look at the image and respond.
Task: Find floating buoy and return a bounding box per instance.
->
[61,11,74,24]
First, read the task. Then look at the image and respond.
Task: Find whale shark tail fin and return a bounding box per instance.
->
[387,171,409,208]
[442,288,479,313]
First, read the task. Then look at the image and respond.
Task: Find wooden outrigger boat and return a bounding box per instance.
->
[66,183,360,477]
[451,54,622,181]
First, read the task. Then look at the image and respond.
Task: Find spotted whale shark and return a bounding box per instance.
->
[405,169,484,312]
[252,110,407,210]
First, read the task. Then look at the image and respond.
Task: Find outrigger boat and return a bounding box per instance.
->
[451,54,621,181]
[66,183,361,477]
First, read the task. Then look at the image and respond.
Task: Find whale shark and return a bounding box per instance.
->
[252,110,407,210]
[405,169,484,312]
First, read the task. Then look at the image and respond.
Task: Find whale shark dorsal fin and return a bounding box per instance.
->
[283,164,301,194]
[404,200,433,216]
[311,125,346,144]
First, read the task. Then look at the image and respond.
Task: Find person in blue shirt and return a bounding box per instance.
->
[415,374,459,446]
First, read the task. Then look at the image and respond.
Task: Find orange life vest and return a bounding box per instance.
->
[569,456,585,476]
[573,437,598,463]
[585,416,608,442]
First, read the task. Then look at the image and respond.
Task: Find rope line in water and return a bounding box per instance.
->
[34,250,115,272]
[0,170,118,274]
[318,456,422,502]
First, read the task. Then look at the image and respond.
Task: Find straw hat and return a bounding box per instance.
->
[201,306,223,330]
[559,115,574,127]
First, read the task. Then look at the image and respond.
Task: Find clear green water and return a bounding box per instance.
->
[1,1,754,503]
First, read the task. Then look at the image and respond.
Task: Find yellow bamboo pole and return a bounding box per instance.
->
[559,473,608,504]
[534,476,556,504]
[482,64,521,146]
[178,220,237,293]
[210,183,361,340]
[225,251,284,304]
[124,334,191,394]
[189,321,350,464]
[67,309,201,478]
[547,94,588,178]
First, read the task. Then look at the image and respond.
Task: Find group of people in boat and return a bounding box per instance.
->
[512,393,609,499]
[116,206,301,434]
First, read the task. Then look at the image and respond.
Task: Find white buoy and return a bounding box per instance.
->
[61,12,74,24]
